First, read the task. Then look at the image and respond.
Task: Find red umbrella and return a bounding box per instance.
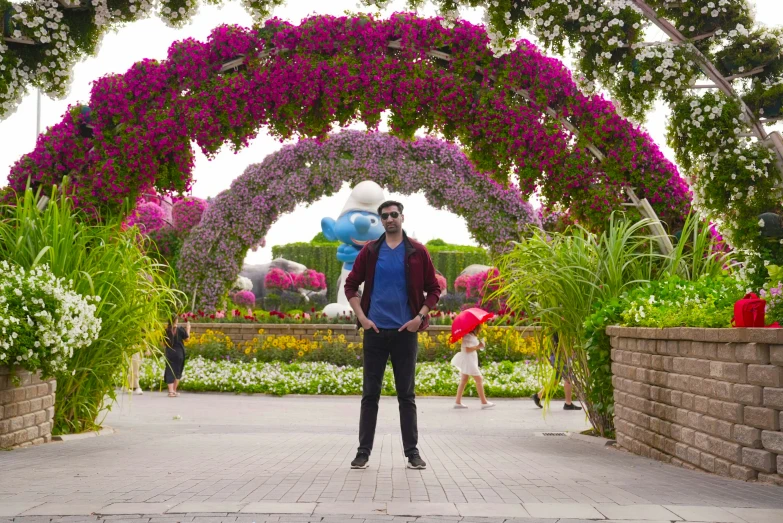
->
[450,308,494,344]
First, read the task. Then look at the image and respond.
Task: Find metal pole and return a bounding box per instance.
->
[36,89,41,137]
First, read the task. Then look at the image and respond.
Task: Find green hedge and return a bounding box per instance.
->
[272,241,342,302]
[272,237,490,300]
[426,240,491,291]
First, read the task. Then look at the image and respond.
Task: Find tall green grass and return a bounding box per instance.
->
[0,187,181,434]
[493,213,731,436]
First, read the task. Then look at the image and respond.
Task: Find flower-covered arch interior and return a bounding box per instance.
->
[179,131,540,311]
[7,13,689,231]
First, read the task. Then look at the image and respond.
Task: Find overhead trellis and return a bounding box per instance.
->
[370,0,783,272]
[6,14,690,234]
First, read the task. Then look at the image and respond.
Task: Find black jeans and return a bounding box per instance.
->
[358,328,419,457]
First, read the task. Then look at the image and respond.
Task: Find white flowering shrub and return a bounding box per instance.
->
[0,261,101,377]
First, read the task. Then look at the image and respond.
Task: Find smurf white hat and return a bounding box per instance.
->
[339,181,387,217]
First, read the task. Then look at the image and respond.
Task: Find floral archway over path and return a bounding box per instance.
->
[179,131,540,311]
[7,13,690,230]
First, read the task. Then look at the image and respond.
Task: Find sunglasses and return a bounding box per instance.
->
[381,211,400,220]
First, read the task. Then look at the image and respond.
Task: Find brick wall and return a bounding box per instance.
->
[191,323,539,345]
[609,326,783,486]
[0,367,56,449]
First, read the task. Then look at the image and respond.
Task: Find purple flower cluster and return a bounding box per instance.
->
[177,130,541,310]
[172,197,208,234]
[6,14,689,229]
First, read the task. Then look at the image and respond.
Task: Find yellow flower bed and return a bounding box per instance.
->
[185,327,537,366]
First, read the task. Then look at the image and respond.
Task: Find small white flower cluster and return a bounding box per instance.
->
[0,261,101,376]
[231,275,253,292]
[674,91,779,246]
[0,0,156,118]
[138,356,543,396]
[157,0,198,28]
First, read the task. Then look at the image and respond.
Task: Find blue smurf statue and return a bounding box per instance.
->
[320,181,386,317]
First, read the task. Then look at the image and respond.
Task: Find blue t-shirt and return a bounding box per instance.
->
[368,241,411,329]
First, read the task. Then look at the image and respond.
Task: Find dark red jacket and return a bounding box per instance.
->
[344,232,441,331]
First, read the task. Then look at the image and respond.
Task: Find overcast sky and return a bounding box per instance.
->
[1,0,780,265]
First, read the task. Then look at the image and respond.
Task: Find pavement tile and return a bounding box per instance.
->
[594,505,681,521]
[169,504,245,514]
[663,506,745,523]
[240,505,315,515]
[455,503,529,518]
[99,504,176,515]
[724,507,783,523]
[0,503,44,518]
[523,503,604,519]
[313,503,387,515]
[385,504,459,517]
[21,504,104,516]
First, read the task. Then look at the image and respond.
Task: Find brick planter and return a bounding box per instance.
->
[0,367,56,449]
[191,323,540,345]
[609,326,783,485]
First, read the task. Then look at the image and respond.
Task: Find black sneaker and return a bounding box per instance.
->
[563,402,582,411]
[350,452,369,469]
[407,454,426,469]
[531,393,543,408]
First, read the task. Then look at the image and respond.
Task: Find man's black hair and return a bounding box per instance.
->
[378,200,404,215]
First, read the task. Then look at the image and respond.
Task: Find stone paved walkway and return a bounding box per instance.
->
[1,393,781,523]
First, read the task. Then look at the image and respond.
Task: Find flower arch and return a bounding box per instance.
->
[7,13,690,230]
[178,131,540,311]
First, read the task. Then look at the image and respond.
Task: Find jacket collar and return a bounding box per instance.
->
[369,230,416,256]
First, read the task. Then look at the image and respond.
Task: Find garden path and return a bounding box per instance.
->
[0,394,781,523]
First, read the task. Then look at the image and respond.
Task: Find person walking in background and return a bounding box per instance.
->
[452,322,494,409]
[129,352,143,395]
[164,315,190,397]
[531,333,582,410]
[345,200,441,470]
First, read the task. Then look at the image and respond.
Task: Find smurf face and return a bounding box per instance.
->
[321,210,386,267]
[322,210,384,247]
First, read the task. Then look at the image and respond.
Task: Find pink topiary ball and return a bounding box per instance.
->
[232,290,256,308]
[264,268,293,291]
[124,201,166,233]
[293,269,327,291]
[172,197,208,234]
[454,274,470,294]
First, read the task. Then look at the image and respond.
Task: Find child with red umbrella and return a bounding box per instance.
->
[450,307,495,409]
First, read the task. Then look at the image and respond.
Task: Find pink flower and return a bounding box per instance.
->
[232,290,256,307]
[265,268,293,291]
[293,269,327,291]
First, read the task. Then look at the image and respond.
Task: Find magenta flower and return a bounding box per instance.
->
[232,290,256,308]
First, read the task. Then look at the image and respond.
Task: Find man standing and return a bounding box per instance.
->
[345,200,441,470]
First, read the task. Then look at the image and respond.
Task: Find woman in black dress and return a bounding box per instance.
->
[164,315,190,397]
